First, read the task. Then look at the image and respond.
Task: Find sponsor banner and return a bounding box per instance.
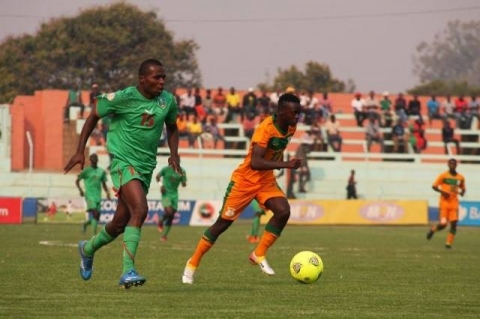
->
[261,200,428,225]
[0,197,23,224]
[189,200,222,226]
[458,201,480,226]
[22,198,38,223]
[99,199,194,226]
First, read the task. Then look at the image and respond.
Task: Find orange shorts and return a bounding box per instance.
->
[219,180,285,221]
[439,206,458,223]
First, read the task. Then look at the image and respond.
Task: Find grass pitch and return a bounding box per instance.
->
[0,223,479,319]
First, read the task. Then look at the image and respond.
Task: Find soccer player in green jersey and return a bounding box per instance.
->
[64,59,181,289]
[156,165,187,241]
[76,153,111,236]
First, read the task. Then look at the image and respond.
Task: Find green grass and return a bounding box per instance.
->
[1,223,479,319]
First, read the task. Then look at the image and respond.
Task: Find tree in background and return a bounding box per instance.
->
[411,20,480,95]
[258,61,353,93]
[0,3,201,103]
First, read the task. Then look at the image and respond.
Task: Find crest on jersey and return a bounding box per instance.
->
[106,93,115,101]
[158,97,166,109]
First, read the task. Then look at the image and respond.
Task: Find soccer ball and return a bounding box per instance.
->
[290,251,323,284]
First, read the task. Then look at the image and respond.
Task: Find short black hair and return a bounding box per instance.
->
[139,59,163,76]
[278,93,300,108]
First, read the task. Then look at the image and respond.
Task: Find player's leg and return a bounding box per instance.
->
[251,185,291,275]
[90,208,100,235]
[445,208,458,248]
[183,181,252,284]
[160,205,175,241]
[426,206,448,240]
[248,212,262,243]
[82,210,92,233]
[117,179,149,288]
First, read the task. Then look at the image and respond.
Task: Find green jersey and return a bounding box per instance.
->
[97,87,178,174]
[78,166,107,201]
[157,166,187,195]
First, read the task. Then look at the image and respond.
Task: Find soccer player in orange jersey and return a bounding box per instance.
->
[182,93,303,284]
[426,158,466,248]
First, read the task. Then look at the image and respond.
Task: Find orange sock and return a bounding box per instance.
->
[254,231,278,257]
[446,233,455,246]
[189,237,214,267]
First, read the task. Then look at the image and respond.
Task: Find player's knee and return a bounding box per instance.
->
[273,206,290,221]
[210,218,233,237]
[130,203,149,222]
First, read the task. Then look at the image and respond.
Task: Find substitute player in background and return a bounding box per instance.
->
[156,164,187,241]
[182,93,302,284]
[64,59,181,289]
[426,158,466,248]
[76,153,111,235]
[246,199,265,243]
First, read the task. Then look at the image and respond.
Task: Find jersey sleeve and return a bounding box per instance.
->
[432,173,444,188]
[77,171,86,181]
[96,90,125,118]
[251,123,271,148]
[165,93,178,125]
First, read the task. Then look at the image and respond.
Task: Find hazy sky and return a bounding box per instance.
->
[1,0,480,93]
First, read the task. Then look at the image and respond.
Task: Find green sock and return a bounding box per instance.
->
[251,215,260,236]
[91,219,98,235]
[162,225,172,237]
[122,226,141,275]
[84,225,115,256]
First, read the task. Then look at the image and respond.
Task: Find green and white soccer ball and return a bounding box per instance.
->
[290,251,324,284]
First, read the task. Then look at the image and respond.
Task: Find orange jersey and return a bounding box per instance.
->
[433,171,465,208]
[231,115,296,185]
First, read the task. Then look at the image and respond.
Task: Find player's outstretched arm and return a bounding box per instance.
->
[64,107,101,173]
[165,122,181,175]
[250,145,302,171]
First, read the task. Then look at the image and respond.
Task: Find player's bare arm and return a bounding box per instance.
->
[250,144,302,170]
[165,121,181,175]
[432,185,449,198]
[102,181,111,200]
[75,177,84,197]
[64,105,101,173]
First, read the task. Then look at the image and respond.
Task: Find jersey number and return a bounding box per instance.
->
[141,113,155,127]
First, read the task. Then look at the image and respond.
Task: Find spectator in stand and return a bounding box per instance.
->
[226,86,242,123]
[394,92,408,123]
[426,95,444,127]
[319,92,332,121]
[310,121,325,152]
[307,90,321,124]
[242,111,258,139]
[455,95,471,129]
[269,88,281,112]
[257,89,270,115]
[213,87,227,119]
[180,88,196,118]
[380,91,393,128]
[442,120,460,155]
[201,116,225,149]
[299,91,310,124]
[442,95,455,119]
[64,84,85,123]
[203,89,214,115]
[351,92,366,127]
[187,115,203,148]
[193,87,207,124]
[365,115,384,153]
[391,119,409,153]
[364,90,380,121]
[325,114,342,152]
[407,94,423,120]
[172,88,181,108]
[242,88,258,120]
[468,95,480,120]
[410,118,427,153]
[295,133,313,193]
[176,112,189,139]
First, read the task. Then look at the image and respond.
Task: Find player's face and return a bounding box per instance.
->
[280,102,301,126]
[448,160,457,171]
[140,65,166,98]
[90,155,98,166]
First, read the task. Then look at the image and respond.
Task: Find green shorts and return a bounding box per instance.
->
[162,193,179,210]
[109,158,153,195]
[85,197,101,211]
